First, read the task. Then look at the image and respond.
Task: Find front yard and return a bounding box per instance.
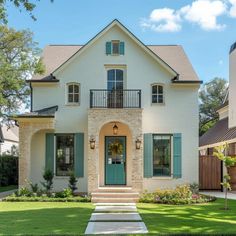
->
[0,185,17,193]
[0,199,236,235]
[0,202,94,235]
[138,198,236,234]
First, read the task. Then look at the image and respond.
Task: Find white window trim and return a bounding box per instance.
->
[151,83,165,105]
[65,82,80,106]
[152,134,173,179]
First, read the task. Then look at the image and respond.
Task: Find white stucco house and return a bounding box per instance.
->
[15,20,201,202]
[0,124,19,156]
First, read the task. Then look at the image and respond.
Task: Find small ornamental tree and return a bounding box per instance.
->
[68,172,78,195]
[213,143,236,210]
[41,169,54,195]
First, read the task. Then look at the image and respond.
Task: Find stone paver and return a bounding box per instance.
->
[200,191,236,200]
[85,222,148,234]
[95,205,137,212]
[90,212,142,221]
[85,204,148,234]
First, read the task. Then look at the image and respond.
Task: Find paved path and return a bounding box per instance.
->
[85,204,148,234]
[0,189,16,200]
[200,191,236,200]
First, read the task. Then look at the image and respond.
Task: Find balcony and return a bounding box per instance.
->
[90,89,141,108]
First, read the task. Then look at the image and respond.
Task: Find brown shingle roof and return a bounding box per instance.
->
[199,118,236,147]
[32,45,199,82]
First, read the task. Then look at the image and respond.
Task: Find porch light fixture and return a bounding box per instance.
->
[113,123,118,135]
[136,139,141,149]
[89,137,95,149]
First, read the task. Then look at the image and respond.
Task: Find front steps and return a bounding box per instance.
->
[91,187,139,203]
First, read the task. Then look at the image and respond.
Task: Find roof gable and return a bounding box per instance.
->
[52,19,178,77]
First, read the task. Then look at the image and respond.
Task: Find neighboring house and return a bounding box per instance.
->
[15,20,201,200]
[0,124,19,156]
[199,42,236,190]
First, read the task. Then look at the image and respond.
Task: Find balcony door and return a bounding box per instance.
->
[107,69,124,108]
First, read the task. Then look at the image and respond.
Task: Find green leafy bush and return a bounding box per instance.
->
[0,155,18,186]
[55,188,73,198]
[3,195,91,202]
[139,184,216,205]
[16,187,32,197]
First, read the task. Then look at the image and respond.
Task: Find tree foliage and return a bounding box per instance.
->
[0,0,54,24]
[0,25,44,121]
[199,77,228,136]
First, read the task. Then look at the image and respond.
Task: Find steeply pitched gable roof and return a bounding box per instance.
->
[32,44,199,82]
[31,20,200,83]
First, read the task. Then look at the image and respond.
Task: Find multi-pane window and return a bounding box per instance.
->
[153,135,171,176]
[107,69,124,90]
[152,84,164,104]
[67,83,79,104]
[112,41,120,55]
[56,134,74,176]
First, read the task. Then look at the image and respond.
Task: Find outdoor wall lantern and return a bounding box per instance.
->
[113,123,118,135]
[89,137,96,149]
[136,138,141,149]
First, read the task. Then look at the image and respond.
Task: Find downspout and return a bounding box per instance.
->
[30,82,33,112]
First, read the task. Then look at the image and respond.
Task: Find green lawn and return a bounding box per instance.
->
[138,198,236,235]
[0,202,94,235]
[0,185,17,193]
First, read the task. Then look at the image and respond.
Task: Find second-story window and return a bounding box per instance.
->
[152,84,164,104]
[67,83,80,104]
[106,41,125,55]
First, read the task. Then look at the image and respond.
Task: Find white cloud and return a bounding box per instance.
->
[180,0,227,30]
[228,0,236,17]
[141,8,181,32]
[141,0,234,32]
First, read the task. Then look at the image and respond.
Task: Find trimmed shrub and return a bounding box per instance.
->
[139,184,216,205]
[0,155,18,186]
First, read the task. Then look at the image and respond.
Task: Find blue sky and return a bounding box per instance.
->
[6,0,236,83]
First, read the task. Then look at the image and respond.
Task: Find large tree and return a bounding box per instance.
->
[0,0,53,24]
[199,77,228,136]
[0,25,44,121]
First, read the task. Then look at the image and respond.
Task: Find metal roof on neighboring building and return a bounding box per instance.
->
[199,118,236,147]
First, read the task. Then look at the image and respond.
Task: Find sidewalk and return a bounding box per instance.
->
[200,191,236,200]
[0,189,16,200]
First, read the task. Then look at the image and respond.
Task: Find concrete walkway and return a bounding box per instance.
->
[85,204,148,234]
[0,189,16,200]
[200,191,236,200]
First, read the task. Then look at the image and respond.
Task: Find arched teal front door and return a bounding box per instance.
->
[105,136,126,185]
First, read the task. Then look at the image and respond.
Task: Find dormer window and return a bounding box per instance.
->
[67,83,80,105]
[106,41,125,55]
[152,84,164,104]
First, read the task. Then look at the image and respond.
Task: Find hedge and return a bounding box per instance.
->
[0,155,18,186]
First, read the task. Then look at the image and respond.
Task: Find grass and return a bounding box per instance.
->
[138,198,236,235]
[0,202,94,235]
[0,185,17,193]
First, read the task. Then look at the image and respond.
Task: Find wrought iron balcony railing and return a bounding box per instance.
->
[90,89,141,108]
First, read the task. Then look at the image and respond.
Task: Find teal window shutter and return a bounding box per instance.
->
[143,133,153,178]
[75,133,84,177]
[45,133,54,173]
[106,42,112,55]
[173,133,182,178]
[119,42,125,55]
